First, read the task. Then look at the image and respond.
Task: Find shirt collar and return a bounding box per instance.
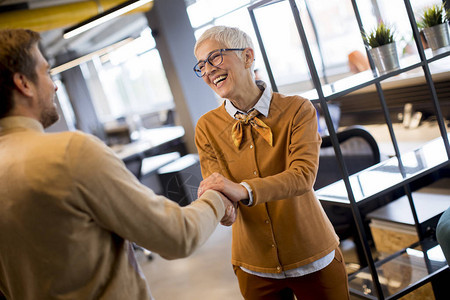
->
[0,116,44,133]
[225,80,272,118]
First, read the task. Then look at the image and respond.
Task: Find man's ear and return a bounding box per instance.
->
[13,73,34,98]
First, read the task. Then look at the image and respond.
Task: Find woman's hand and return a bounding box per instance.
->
[198,173,248,203]
[217,192,237,226]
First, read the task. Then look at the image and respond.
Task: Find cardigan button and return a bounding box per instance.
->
[271,244,275,248]
[250,144,253,149]
[276,266,281,272]
[265,220,269,224]
[253,171,257,175]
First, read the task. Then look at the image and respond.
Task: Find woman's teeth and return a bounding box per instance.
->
[214,75,227,85]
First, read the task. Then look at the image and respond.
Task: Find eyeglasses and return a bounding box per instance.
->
[193,48,245,77]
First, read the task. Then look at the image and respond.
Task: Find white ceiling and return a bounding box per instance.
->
[0,0,150,64]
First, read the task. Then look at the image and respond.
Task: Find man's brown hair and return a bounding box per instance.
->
[0,29,41,117]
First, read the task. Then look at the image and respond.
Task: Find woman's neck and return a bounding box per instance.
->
[230,83,263,112]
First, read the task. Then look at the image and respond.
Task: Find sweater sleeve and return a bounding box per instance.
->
[195,120,222,179]
[243,99,321,205]
[68,133,225,260]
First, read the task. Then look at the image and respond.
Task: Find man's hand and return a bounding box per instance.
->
[217,192,237,226]
[198,173,248,203]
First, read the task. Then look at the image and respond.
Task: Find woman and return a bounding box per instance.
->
[194,26,349,300]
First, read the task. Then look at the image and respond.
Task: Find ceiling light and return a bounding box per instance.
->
[51,38,134,75]
[63,0,153,39]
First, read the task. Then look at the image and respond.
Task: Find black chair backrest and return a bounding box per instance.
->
[314,126,381,190]
[123,154,144,180]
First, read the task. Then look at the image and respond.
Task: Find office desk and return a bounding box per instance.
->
[315,134,450,207]
[111,126,185,161]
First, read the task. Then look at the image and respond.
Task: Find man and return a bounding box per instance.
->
[0,29,235,300]
[437,207,450,265]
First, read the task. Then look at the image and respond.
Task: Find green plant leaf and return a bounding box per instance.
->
[362,22,395,48]
[417,4,445,28]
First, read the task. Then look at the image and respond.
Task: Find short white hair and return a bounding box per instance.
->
[194,26,254,53]
[194,26,256,77]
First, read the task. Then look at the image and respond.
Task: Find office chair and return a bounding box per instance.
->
[437,207,450,265]
[315,126,381,266]
[315,125,380,190]
[123,153,144,180]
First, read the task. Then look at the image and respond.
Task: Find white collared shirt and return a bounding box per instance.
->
[225,80,271,118]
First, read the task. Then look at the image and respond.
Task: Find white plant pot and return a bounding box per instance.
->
[369,42,400,75]
[422,23,450,51]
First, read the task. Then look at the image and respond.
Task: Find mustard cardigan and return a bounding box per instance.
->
[195,93,339,273]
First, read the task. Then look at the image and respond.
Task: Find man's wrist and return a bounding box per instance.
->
[239,182,253,206]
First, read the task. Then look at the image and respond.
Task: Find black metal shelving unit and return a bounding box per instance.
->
[248,0,450,299]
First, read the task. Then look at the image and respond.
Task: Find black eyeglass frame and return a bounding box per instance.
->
[193,48,246,77]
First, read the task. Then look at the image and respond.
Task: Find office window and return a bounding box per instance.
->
[81,27,174,123]
[54,79,77,131]
[358,0,443,48]
[185,0,442,95]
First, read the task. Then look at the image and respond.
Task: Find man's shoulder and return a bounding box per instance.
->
[44,130,99,144]
[46,131,116,173]
[43,130,108,154]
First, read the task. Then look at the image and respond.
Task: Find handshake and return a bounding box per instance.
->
[197,173,249,227]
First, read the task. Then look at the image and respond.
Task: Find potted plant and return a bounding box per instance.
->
[417,4,450,51]
[447,5,450,22]
[363,22,400,75]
